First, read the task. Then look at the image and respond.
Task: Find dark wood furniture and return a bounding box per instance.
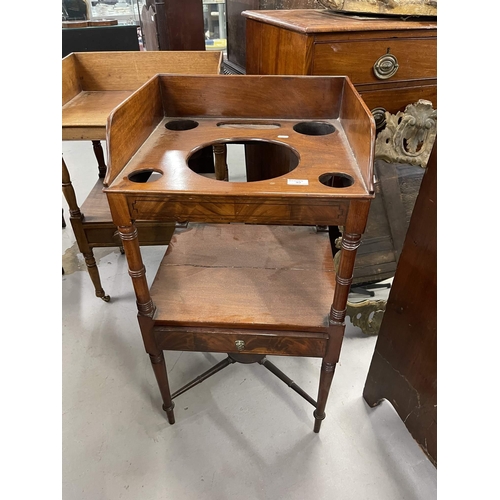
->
[243,9,436,130]
[139,0,206,51]
[62,51,222,300]
[62,24,140,58]
[363,141,437,465]
[103,73,375,431]
[224,0,319,74]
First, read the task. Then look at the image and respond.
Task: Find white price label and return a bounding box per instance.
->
[287,179,309,186]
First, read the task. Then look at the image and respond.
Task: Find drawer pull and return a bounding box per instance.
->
[371,107,387,132]
[235,340,245,351]
[373,53,399,80]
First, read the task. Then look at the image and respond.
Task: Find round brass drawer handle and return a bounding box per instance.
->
[373,53,399,80]
[370,107,387,132]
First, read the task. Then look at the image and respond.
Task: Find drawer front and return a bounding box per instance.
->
[155,326,328,358]
[128,196,349,226]
[312,37,436,84]
[359,82,437,115]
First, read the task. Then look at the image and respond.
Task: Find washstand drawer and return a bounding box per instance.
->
[154,326,329,358]
[312,37,437,85]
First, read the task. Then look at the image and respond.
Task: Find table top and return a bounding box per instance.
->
[62,90,133,140]
[106,116,370,199]
[242,9,437,34]
[103,74,375,200]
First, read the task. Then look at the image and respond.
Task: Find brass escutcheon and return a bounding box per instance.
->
[235,340,245,351]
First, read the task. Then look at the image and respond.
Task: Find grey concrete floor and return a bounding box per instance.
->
[62,140,436,500]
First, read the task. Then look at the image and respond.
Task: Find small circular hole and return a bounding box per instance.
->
[319,172,354,188]
[165,119,199,131]
[128,169,163,183]
[293,121,336,136]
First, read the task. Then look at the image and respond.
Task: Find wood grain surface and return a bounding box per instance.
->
[150,224,336,332]
[62,51,222,140]
[104,74,375,200]
[363,141,437,465]
[68,51,222,91]
[242,9,437,33]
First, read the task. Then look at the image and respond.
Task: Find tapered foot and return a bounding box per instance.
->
[149,351,175,424]
[83,251,109,302]
[313,361,336,433]
[162,403,176,424]
[313,410,326,433]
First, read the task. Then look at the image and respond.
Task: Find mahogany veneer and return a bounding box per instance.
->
[243,9,437,129]
[363,141,437,465]
[62,51,222,300]
[103,74,375,431]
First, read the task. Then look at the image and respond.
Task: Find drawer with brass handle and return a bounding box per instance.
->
[312,38,436,85]
[244,9,437,117]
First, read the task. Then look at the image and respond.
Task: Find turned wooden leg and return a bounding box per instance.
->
[92,140,107,178]
[314,362,336,433]
[62,157,109,301]
[150,351,175,424]
[313,321,343,433]
[119,223,175,424]
[82,251,110,302]
[138,311,174,425]
[213,143,228,181]
[314,202,370,432]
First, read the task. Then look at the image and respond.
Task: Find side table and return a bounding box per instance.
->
[62,51,222,300]
[103,73,375,431]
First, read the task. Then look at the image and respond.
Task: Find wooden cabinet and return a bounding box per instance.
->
[224,1,319,74]
[244,9,437,128]
[363,141,437,465]
[139,0,206,51]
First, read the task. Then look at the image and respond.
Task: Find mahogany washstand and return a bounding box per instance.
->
[103,74,375,432]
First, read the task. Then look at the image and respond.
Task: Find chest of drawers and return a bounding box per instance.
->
[243,9,437,129]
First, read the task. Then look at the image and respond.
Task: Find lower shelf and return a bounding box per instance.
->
[150,223,337,333]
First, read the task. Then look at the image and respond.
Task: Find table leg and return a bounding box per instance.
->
[314,201,369,432]
[119,223,175,424]
[213,144,228,181]
[62,157,109,301]
[92,140,107,178]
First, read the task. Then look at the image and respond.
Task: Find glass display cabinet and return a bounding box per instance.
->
[90,0,139,24]
[203,0,227,51]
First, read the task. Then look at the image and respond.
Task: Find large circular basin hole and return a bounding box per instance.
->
[187,140,299,182]
[165,119,199,131]
[128,169,163,183]
[293,121,336,136]
[319,172,354,188]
